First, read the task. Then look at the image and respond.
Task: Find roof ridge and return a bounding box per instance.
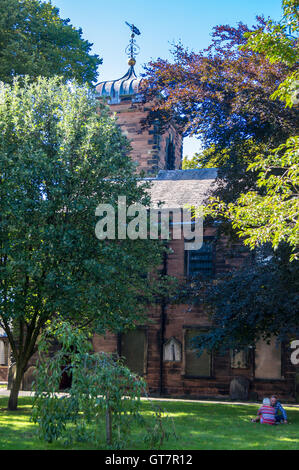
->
[156,168,218,180]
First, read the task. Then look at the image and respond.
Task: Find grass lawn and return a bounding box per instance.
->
[0,396,298,450]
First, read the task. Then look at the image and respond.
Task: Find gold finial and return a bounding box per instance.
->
[128,58,136,66]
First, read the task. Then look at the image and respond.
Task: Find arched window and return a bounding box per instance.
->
[166,141,175,170]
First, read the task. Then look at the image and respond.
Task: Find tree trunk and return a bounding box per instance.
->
[8,363,25,411]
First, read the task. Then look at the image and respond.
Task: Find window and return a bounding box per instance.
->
[165,141,175,170]
[0,340,8,366]
[120,329,147,375]
[254,337,282,379]
[184,328,211,377]
[185,238,214,278]
[230,349,249,369]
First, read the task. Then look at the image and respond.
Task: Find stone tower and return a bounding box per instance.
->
[95,25,183,175]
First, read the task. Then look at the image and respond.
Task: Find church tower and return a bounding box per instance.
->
[95,23,183,175]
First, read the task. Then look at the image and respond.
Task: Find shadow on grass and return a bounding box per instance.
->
[1,396,299,450]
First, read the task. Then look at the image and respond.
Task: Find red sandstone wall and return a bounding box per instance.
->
[92,227,297,401]
[93,332,118,354]
[108,101,182,174]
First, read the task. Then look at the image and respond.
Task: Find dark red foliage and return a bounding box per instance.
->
[141,17,298,148]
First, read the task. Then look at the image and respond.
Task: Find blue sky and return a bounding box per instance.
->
[53,0,283,157]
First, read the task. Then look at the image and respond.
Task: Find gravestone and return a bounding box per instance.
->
[229,376,250,400]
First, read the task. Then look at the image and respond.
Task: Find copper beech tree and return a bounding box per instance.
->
[141,12,298,208]
[202,0,299,260]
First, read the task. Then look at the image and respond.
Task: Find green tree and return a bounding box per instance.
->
[202,0,299,259]
[205,137,299,258]
[32,321,175,449]
[0,0,100,84]
[0,76,163,410]
[244,0,299,108]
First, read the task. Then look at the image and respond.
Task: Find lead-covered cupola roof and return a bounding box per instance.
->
[95,63,142,104]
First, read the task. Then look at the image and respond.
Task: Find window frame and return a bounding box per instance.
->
[0,338,9,367]
[184,236,215,279]
[253,338,284,382]
[118,327,148,376]
[165,140,175,170]
[230,348,250,369]
[182,326,213,379]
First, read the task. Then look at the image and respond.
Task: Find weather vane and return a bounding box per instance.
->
[125,22,141,66]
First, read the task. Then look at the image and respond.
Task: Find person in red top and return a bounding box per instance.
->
[251,398,276,425]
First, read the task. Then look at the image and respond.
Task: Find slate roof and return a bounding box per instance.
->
[144,169,217,209]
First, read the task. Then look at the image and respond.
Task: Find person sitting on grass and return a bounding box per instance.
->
[271,395,288,424]
[251,398,276,425]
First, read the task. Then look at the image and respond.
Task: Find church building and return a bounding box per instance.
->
[91,26,298,402]
[6,25,298,402]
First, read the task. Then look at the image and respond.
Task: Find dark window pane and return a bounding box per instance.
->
[166,142,175,170]
[121,330,146,375]
[185,329,211,377]
[186,239,214,278]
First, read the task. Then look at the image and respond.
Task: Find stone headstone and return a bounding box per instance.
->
[229,376,250,400]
